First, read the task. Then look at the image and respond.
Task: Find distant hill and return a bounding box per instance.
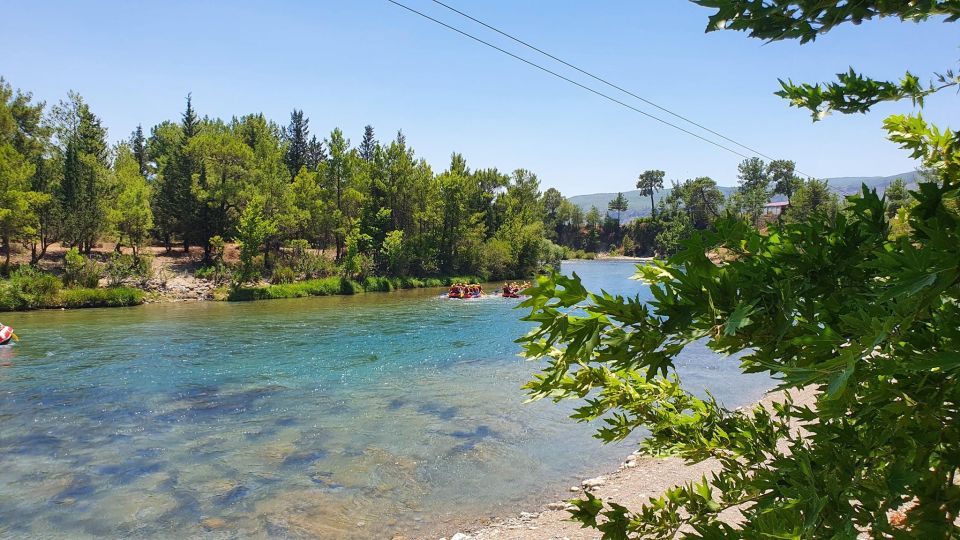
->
[567,171,921,221]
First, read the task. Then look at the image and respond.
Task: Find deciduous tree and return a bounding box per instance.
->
[522,1,960,537]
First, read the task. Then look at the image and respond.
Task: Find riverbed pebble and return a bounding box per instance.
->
[545,502,568,511]
[200,518,227,530]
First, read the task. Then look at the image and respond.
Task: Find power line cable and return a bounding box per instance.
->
[384,0,753,161]
[430,0,785,166]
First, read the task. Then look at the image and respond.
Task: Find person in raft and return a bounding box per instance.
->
[0,323,16,345]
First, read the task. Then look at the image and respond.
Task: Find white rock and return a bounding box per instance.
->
[451,534,469,540]
[582,476,605,489]
[570,486,582,492]
[545,502,568,511]
[519,511,538,520]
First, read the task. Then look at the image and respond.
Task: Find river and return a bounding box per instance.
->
[0,260,770,539]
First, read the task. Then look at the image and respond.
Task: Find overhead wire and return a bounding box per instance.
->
[430,0,781,164]
[384,0,753,160]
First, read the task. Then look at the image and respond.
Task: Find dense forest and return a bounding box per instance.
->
[1,76,912,294]
[1,77,588,283]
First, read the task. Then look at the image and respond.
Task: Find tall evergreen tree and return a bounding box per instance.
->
[56,92,109,253]
[181,93,199,138]
[608,192,629,228]
[130,124,147,177]
[359,124,377,162]
[884,177,910,217]
[768,159,801,202]
[305,135,325,169]
[283,109,309,178]
[154,94,201,251]
[636,169,665,218]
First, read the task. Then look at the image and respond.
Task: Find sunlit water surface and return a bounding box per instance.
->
[0,260,770,538]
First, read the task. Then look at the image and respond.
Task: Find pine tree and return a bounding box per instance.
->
[359,124,377,162]
[636,169,665,219]
[130,124,147,177]
[306,135,326,169]
[154,95,201,252]
[283,109,309,177]
[181,93,199,138]
[608,191,629,240]
[58,93,108,253]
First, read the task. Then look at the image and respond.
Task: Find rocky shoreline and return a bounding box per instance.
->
[434,387,816,540]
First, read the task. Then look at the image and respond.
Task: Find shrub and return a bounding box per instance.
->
[340,278,362,295]
[0,267,63,310]
[63,248,101,288]
[105,252,152,286]
[227,276,345,301]
[363,276,397,292]
[57,287,143,308]
[195,263,231,284]
[400,277,425,289]
[209,235,226,264]
[0,267,144,311]
[270,265,296,284]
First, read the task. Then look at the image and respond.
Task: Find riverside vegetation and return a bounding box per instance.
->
[0,82,585,309]
[521,1,960,538]
[2,69,890,310]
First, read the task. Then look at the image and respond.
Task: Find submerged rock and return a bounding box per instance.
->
[200,517,227,530]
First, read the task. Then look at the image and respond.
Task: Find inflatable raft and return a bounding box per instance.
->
[0,324,16,345]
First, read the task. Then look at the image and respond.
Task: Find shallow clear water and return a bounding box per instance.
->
[0,260,770,538]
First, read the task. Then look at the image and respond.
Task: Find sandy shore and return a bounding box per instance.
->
[434,387,816,540]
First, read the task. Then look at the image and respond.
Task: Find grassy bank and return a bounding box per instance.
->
[227,275,483,302]
[0,271,144,311]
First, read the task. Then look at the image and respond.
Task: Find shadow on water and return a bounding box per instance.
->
[417,402,460,420]
[97,460,165,486]
[448,425,500,454]
[156,384,284,422]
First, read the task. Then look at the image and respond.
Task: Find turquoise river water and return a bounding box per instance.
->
[0,260,770,539]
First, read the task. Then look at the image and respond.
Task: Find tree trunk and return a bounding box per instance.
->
[650,193,656,219]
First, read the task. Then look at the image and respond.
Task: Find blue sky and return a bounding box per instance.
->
[1,1,956,194]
